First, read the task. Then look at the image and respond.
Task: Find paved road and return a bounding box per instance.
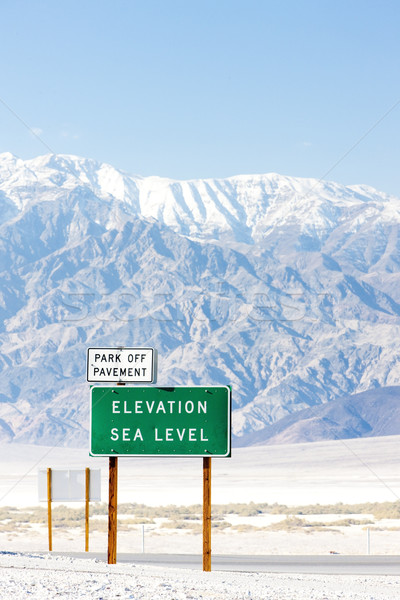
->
[55,552,400,575]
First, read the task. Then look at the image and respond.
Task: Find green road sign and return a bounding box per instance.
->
[90,386,231,457]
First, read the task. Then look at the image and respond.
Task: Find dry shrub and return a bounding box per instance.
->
[87,519,108,532]
[230,524,261,532]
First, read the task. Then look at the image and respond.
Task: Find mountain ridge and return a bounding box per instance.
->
[0,153,400,446]
[2,152,399,244]
[235,386,400,446]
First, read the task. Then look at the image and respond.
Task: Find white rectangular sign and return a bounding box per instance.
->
[38,469,101,502]
[87,347,156,383]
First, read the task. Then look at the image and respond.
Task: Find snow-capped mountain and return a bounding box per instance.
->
[1,152,400,447]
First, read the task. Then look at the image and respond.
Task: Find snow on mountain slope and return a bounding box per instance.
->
[0,152,400,447]
[3,152,400,244]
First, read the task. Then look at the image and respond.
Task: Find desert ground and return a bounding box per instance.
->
[0,435,400,556]
[0,436,400,599]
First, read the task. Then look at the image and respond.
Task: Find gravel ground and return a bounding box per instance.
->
[0,552,399,600]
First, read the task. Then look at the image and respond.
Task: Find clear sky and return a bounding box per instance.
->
[0,0,399,194]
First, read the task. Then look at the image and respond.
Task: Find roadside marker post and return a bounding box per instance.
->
[203,457,212,571]
[39,468,101,552]
[85,468,90,552]
[47,468,52,552]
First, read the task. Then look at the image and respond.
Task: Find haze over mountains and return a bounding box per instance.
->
[0,152,400,447]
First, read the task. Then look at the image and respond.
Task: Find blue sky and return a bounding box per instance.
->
[0,0,399,194]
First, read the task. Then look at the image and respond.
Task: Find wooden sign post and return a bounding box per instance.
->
[47,468,52,551]
[203,457,212,572]
[108,456,118,564]
[106,379,125,565]
[85,467,90,552]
